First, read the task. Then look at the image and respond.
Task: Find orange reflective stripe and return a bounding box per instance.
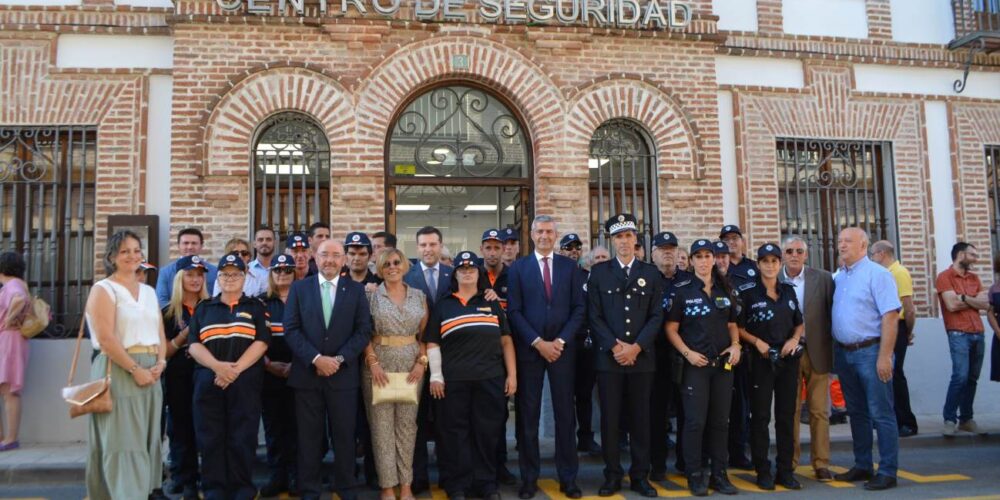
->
[200,325,256,341]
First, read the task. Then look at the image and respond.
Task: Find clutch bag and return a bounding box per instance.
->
[371,372,419,405]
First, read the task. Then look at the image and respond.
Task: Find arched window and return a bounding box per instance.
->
[386,84,532,256]
[251,112,330,239]
[589,119,658,253]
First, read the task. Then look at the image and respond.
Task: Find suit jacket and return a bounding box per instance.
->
[403,262,453,307]
[506,253,586,359]
[587,259,666,373]
[284,274,373,390]
[783,266,834,374]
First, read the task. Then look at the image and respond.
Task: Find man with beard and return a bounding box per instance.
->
[251,227,277,277]
[287,233,311,281]
[559,233,584,264]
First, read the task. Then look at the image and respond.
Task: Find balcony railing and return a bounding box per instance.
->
[950,0,1000,92]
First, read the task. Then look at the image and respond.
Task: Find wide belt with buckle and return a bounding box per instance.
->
[125,345,160,355]
[835,337,880,351]
[372,335,417,347]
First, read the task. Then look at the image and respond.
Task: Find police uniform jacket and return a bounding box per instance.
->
[666,276,738,359]
[187,294,271,365]
[587,258,666,373]
[738,280,803,347]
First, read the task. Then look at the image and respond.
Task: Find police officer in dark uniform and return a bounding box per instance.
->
[738,244,804,491]
[479,228,518,485]
[588,214,665,498]
[259,254,299,497]
[719,226,757,470]
[562,233,600,456]
[665,239,742,497]
[649,231,692,479]
[187,253,271,500]
[501,228,520,267]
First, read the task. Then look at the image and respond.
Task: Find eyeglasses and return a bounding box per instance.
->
[234,250,251,258]
[383,259,403,268]
[785,248,806,255]
[219,272,244,281]
[273,268,295,275]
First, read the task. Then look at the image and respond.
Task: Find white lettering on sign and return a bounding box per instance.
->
[215,0,693,29]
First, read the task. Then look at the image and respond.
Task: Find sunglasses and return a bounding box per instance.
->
[273,268,295,275]
[784,248,806,255]
[382,259,404,268]
[234,250,252,258]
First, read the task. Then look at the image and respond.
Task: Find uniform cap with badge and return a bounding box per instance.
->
[454,251,480,269]
[286,232,309,250]
[139,260,157,271]
[177,255,206,272]
[344,231,372,251]
[269,254,295,270]
[652,231,679,248]
[719,224,743,239]
[559,233,582,249]
[482,229,503,243]
[605,213,638,235]
[757,243,782,261]
[218,253,247,272]
[689,239,714,255]
[712,241,730,255]
[501,228,519,242]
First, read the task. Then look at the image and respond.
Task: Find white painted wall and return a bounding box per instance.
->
[783,0,869,39]
[925,101,958,275]
[713,0,758,31]
[715,55,804,88]
[148,75,173,265]
[854,64,1000,100]
[56,35,173,69]
[19,339,92,444]
[717,91,740,226]
[890,0,954,44]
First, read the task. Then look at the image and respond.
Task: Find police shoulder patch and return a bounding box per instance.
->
[738,282,756,292]
[788,299,797,311]
[674,279,691,288]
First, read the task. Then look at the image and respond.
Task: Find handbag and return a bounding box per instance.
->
[19,296,51,339]
[61,318,112,418]
[371,372,419,405]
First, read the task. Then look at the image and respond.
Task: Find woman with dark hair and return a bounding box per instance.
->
[426,251,516,500]
[665,239,742,497]
[0,251,30,451]
[85,230,169,499]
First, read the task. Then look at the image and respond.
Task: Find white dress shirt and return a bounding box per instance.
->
[312,273,339,364]
[535,250,555,284]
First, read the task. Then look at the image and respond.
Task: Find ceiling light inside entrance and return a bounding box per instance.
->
[397,204,430,211]
[464,205,497,211]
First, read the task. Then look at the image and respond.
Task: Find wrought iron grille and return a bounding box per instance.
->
[777,139,898,272]
[252,112,330,240]
[987,145,1000,255]
[388,86,529,179]
[589,119,658,256]
[953,0,1000,46]
[0,127,97,338]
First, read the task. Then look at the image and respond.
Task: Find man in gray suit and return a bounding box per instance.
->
[781,236,835,482]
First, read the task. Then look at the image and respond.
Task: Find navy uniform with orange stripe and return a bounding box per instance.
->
[188,254,271,500]
[259,254,298,495]
[480,228,515,485]
[426,251,513,499]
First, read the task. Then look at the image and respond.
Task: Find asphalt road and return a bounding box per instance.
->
[3,435,998,500]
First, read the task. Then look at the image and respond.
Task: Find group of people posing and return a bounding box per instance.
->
[63,212,997,500]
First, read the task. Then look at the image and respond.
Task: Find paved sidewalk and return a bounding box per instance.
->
[2,413,997,486]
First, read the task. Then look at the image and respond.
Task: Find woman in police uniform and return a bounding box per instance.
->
[258,254,298,497]
[161,255,209,499]
[738,244,804,491]
[426,251,517,500]
[187,253,271,500]
[665,239,742,497]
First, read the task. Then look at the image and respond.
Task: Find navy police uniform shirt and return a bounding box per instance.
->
[666,276,739,358]
[738,280,803,346]
[728,256,759,283]
[187,295,271,364]
[260,294,292,363]
[587,258,666,373]
[425,293,511,382]
[658,268,694,346]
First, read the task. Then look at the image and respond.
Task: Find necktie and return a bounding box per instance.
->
[425,267,438,303]
[321,280,333,327]
[624,265,630,278]
[542,256,552,301]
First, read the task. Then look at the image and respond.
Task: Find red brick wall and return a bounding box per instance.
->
[950,102,1000,276]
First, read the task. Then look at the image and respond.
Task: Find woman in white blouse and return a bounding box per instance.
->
[84,230,168,500]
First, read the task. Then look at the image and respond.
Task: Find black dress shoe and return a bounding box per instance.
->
[729,456,753,470]
[864,474,897,491]
[560,482,583,499]
[649,469,666,481]
[899,425,918,438]
[259,478,289,497]
[775,472,801,490]
[498,465,518,486]
[629,479,657,497]
[518,483,537,499]
[708,473,738,495]
[598,478,621,497]
[834,467,873,482]
[687,474,708,497]
[755,472,775,491]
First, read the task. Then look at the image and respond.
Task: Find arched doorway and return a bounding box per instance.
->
[385,84,532,256]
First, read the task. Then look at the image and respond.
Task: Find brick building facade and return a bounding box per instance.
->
[2,0,1000,332]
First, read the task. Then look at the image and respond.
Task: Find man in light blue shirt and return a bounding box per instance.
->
[830,227,901,491]
[156,227,218,307]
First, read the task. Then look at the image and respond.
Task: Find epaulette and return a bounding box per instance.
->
[674,279,692,288]
[738,281,756,292]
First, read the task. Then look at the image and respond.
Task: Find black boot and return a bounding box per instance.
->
[687,473,708,497]
[709,473,738,495]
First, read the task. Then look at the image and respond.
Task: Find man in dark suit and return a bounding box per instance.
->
[781,236,835,482]
[507,215,586,499]
[588,214,665,498]
[402,226,453,493]
[284,239,373,500]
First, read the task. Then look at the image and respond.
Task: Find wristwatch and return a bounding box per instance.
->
[417,354,429,366]
[334,355,345,364]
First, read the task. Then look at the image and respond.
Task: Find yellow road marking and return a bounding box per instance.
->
[664,473,689,490]
[649,475,692,498]
[539,478,625,500]
[793,465,854,488]
[936,496,1000,500]
[728,471,790,493]
[897,470,971,483]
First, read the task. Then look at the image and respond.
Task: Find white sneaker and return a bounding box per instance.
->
[958,419,987,435]
[943,420,958,436]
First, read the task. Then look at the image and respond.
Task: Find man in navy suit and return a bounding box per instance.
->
[507,215,586,499]
[284,239,373,500]
[402,226,453,494]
